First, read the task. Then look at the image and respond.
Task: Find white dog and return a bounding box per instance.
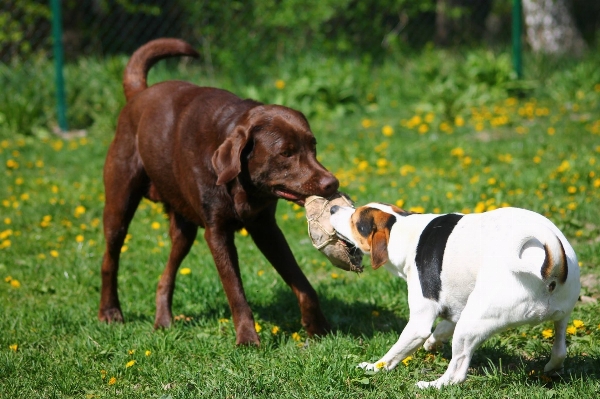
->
[329,203,580,388]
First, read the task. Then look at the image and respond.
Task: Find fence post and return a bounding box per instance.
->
[512,0,523,79]
[50,0,68,132]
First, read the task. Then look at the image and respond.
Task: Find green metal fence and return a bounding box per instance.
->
[1,0,598,133]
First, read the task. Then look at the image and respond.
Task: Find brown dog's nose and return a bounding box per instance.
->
[320,174,339,196]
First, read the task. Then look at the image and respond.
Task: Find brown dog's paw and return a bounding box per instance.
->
[303,313,331,337]
[98,307,124,323]
[153,313,172,329]
[235,327,260,347]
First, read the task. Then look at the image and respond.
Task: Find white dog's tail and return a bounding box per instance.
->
[512,226,568,291]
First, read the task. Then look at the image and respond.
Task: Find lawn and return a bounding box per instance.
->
[1,50,600,398]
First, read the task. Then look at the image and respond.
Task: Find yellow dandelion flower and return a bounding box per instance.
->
[254,322,262,333]
[9,344,18,352]
[218,318,229,323]
[6,159,18,169]
[10,279,20,288]
[375,361,387,369]
[4,218,10,225]
[76,235,84,243]
[450,147,465,157]
[474,202,486,213]
[128,349,135,355]
[74,205,86,218]
[547,127,556,135]
[557,160,570,173]
[275,79,285,89]
[108,377,116,385]
[50,250,59,258]
[4,276,12,283]
[120,245,128,253]
[395,199,405,208]
[331,273,339,279]
[418,124,429,134]
[409,205,425,213]
[376,158,389,168]
[271,326,280,335]
[179,267,191,275]
[257,270,265,276]
[566,326,577,335]
[145,350,151,356]
[125,360,136,368]
[240,228,248,237]
[382,125,394,136]
[454,115,465,127]
[572,320,584,329]
[292,332,301,341]
[361,119,373,128]
[151,222,160,230]
[357,160,369,171]
[542,329,553,339]
[402,356,413,366]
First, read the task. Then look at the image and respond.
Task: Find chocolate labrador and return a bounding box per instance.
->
[99,38,339,345]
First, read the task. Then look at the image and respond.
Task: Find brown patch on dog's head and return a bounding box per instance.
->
[349,206,397,270]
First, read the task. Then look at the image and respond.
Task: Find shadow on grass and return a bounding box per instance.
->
[249,285,408,338]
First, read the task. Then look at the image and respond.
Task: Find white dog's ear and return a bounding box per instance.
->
[370,230,389,269]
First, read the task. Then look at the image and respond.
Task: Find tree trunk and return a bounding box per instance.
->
[522,0,586,56]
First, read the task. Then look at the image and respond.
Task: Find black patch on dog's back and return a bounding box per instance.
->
[415,214,463,301]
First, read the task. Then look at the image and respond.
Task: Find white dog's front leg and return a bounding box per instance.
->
[360,309,437,372]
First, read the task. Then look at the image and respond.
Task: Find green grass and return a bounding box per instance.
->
[1,49,600,397]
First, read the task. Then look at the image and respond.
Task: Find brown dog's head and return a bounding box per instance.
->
[329,204,398,270]
[211,105,338,205]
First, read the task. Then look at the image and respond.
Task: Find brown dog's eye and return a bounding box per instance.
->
[280,149,293,158]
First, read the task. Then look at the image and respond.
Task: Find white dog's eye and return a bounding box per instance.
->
[357,220,371,237]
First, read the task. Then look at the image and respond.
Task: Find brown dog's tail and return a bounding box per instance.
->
[123,38,199,101]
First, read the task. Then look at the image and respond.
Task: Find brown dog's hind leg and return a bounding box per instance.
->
[99,137,146,323]
[204,226,259,346]
[154,211,198,329]
[246,209,330,337]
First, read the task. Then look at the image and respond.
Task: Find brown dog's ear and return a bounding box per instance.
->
[212,125,251,185]
[370,230,389,270]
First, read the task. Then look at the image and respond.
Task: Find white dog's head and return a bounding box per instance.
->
[330,203,408,269]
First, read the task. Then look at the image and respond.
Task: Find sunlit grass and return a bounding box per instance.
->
[1,52,600,397]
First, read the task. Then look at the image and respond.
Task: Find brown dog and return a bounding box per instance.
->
[99,38,339,345]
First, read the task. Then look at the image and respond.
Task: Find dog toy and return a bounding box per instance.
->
[305,192,363,272]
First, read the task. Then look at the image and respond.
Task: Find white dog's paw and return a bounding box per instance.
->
[416,377,449,389]
[423,339,444,352]
[358,361,387,373]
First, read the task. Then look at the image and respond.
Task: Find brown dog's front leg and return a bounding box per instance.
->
[204,226,259,346]
[246,213,330,337]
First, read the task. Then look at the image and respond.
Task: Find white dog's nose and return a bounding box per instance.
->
[330,205,340,215]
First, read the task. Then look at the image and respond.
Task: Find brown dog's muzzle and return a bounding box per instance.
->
[317,173,340,197]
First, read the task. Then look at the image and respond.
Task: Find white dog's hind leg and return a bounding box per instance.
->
[423,320,455,352]
[417,289,509,389]
[544,316,569,373]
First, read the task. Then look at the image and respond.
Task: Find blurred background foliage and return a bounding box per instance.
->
[1,0,599,135]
